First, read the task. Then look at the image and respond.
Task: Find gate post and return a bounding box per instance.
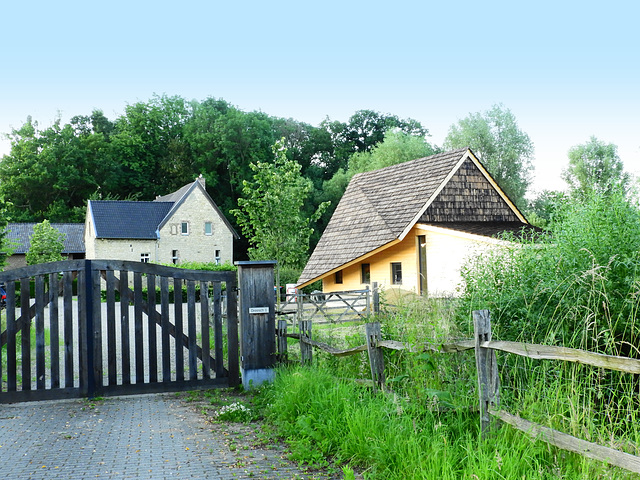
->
[236,261,277,390]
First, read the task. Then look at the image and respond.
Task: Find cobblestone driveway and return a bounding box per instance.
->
[0,393,334,479]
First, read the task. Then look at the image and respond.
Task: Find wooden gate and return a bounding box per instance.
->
[0,259,239,403]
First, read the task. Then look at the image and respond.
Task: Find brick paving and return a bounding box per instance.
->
[0,393,335,479]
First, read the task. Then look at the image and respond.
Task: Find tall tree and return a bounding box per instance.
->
[443,104,534,209]
[562,136,630,199]
[25,220,65,265]
[232,139,329,276]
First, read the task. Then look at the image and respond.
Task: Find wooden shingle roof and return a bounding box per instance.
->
[297,148,527,286]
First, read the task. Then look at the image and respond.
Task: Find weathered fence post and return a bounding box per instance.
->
[296,291,303,330]
[365,285,371,317]
[372,282,380,315]
[277,319,288,363]
[300,319,312,365]
[236,261,277,390]
[473,310,500,438]
[365,322,385,390]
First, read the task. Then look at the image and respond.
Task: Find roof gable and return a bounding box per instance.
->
[297,147,527,286]
[6,223,85,254]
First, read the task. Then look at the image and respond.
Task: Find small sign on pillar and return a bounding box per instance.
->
[236,261,277,390]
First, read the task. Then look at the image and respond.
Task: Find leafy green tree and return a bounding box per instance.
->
[444,104,534,209]
[526,189,567,228]
[562,136,630,199]
[26,220,65,265]
[232,139,329,277]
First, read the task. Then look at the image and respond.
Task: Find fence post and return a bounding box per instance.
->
[372,282,380,315]
[365,285,371,318]
[365,322,385,390]
[236,261,277,390]
[300,320,312,365]
[296,292,303,330]
[473,310,500,438]
[277,319,288,363]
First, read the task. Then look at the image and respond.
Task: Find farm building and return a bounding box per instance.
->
[3,223,85,269]
[297,147,535,296]
[84,176,239,265]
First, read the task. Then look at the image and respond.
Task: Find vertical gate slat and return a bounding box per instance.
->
[226,277,239,386]
[213,282,223,377]
[6,281,16,392]
[160,276,171,382]
[187,281,197,381]
[200,281,210,379]
[49,273,60,389]
[106,270,117,386]
[174,278,184,382]
[147,274,158,383]
[63,271,74,388]
[20,278,31,391]
[78,269,87,392]
[134,272,144,384]
[35,275,46,390]
[120,270,131,385]
[91,267,103,391]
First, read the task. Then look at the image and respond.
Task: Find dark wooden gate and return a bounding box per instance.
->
[0,259,239,403]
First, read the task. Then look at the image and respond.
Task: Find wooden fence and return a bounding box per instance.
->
[277,283,380,325]
[276,310,640,475]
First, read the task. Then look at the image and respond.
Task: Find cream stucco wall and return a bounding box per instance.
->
[321,224,503,297]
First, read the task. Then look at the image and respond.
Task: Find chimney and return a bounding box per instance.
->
[197,174,206,189]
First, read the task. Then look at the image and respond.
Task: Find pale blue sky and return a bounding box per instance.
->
[1,0,638,194]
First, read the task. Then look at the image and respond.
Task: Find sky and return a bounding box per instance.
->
[1,0,638,196]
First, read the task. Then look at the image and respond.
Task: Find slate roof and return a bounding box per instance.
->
[297,148,529,286]
[6,223,85,254]
[88,201,174,239]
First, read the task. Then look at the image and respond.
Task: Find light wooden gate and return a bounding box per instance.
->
[0,260,239,403]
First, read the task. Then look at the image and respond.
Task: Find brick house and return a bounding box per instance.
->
[297,148,537,296]
[84,177,239,264]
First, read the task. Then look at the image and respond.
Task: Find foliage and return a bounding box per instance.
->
[562,136,630,199]
[443,103,534,209]
[459,190,640,352]
[25,220,65,265]
[170,260,237,272]
[232,138,329,270]
[211,401,254,423]
[525,189,567,228]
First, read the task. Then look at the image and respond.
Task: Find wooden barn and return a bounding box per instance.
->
[297,147,535,296]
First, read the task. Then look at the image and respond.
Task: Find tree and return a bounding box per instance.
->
[562,136,630,199]
[443,104,534,209]
[26,220,65,265]
[232,139,329,279]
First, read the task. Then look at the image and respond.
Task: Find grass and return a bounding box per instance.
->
[257,295,640,479]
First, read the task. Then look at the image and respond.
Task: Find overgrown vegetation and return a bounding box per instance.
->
[255,190,640,479]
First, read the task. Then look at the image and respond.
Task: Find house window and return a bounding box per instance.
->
[361,263,370,284]
[204,222,212,235]
[215,249,221,264]
[335,270,343,284]
[141,253,150,263]
[172,250,179,265]
[391,262,402,285]
[181,222,189,235]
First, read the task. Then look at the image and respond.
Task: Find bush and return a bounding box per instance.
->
[459,191,640,353]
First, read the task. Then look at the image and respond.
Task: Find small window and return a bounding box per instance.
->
[181,222,189,235]
[361,263,370,284]
[335,270,343,284]
[204,222,212,235]
[391,262,402,285]
[215,249,221,264]
[172,250,179,265]
[141,253,150,263]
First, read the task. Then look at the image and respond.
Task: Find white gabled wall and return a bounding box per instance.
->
[156,187,234,265]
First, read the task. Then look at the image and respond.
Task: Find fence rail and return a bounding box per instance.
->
[276,311,640,475]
